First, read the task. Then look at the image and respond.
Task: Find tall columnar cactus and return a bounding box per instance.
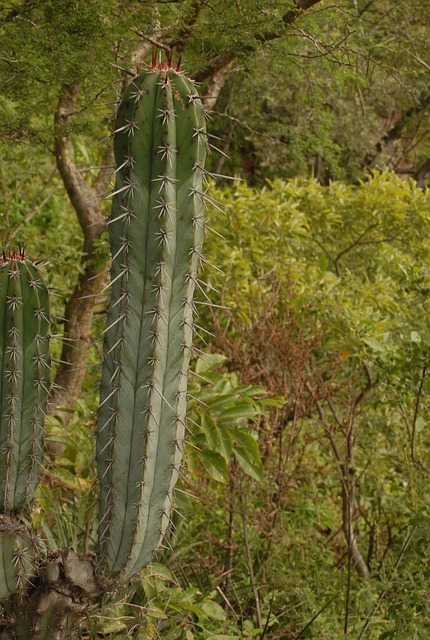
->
[96,57,207,580]
[0,56,210,638]
[0,250,50,513]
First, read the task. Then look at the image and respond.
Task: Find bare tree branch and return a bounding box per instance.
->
[194,0,324,83]
[54,84,106,247]
[51,83,108,412]
[399,365,430,475]
[306,375,371,580]
[202,65,231,112]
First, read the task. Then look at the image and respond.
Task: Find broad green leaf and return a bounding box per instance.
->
[260,396,285,408]
[231,429,263,481]
[196,353,227,374]
[145,562,174,582]
[218,403,258,422]
[200,600,226,621]
[145,606,169,619]
[233,446,263,481]
[201,415,219,450]
[239,384,266,397]
[199,450,229,483]
[206,395,235,412]
[415,416,426,433]
[48,468,91,491]
[363,336,386,353]
[216,422,233,460]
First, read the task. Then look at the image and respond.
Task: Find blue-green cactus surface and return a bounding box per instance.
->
[97,58,207,580]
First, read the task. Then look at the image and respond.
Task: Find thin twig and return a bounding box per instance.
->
[399,365,430,475]
[240,478,263,630]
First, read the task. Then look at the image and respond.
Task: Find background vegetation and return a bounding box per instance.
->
[1,1,430,638]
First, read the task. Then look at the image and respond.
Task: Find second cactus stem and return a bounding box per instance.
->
[96,57,208,581]
[0,250,50,514]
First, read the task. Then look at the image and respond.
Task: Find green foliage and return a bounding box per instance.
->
[207,1,430,183]
[187,353,277,483]
[4,157,430,637]
[3,0,430,186]
[164,172,430,639]
[34,400,98,552]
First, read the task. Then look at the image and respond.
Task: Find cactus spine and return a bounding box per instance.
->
[96,58,207,580]
[0,250,50,513]
[0,516,35,599]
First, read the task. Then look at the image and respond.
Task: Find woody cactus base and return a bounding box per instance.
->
[0,56,208,639]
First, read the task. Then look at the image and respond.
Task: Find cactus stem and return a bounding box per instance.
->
[190,188,224,212]
[6,346,21,362]
[97,62,207,580]
[105,267,131,290]
[152,174,178,191]
[158,144,177,165]
[155,229,172,247]
[109,288,129,307]
[108,364,122,384]
[111,241,131,263]
[154,259,167,277]
[154,198,175,220]
[129,87,146,103]
[98,433,117,455]
[7,294,22,310]
[99,410,119,432]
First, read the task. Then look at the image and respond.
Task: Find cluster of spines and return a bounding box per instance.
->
[0,250,50,513]
[96,58,207,580]
[0,515,36,599]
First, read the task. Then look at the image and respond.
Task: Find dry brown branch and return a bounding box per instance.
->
[306,364,374,581]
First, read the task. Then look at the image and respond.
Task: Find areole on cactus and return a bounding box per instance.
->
[0,55,209,638]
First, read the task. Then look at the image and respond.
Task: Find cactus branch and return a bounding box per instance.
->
[97,59,207,581]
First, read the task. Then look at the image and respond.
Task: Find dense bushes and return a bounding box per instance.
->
[170,172,430,639]
[6,171,430,638]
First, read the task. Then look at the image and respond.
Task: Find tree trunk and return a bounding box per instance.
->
[0,549,106,640]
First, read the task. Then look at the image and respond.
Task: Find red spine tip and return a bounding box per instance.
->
[150,51,182,73]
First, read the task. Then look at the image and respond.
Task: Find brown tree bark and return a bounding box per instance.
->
[50,83,109,411]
